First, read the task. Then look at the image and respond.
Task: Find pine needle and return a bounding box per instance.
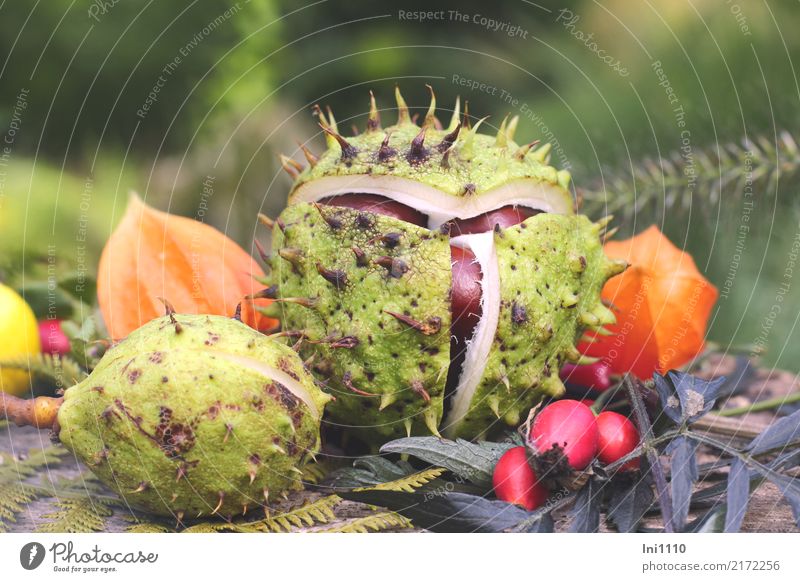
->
[580,131,800,220]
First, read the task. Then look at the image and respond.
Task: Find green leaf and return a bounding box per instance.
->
[353,456,414,482]
[654,372,725,424]
[667,436,698,531]
[330,457,416,489]
[58,273,97,305]
[568,479,601,533]
[19,282,74,320]
[724,458,750,532]
[746,409,800,455]
[607,474,655,532]
[380,437,514,488]
[338,489,531,533]
[685,506,726,533]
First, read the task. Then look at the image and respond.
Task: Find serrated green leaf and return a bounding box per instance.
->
[380,437,514,489]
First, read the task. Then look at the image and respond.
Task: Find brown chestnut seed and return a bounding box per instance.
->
[445,245,483,403]
[318,194,427,227]
[448,205,541,235]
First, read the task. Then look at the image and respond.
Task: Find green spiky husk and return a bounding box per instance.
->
[268,204,452,441]
[442,214,615,439]
[56,314,330,518]
[268,204,619,442]
[291,122,571,201]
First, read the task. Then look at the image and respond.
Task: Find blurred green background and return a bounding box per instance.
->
[1,0,799,369]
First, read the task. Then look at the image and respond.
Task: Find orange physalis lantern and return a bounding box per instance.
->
[98,194,275,339]
[580,225,718,379]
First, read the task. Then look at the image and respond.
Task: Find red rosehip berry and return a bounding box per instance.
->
[492,446,549,511]
[530,399,599,470]
[596,411,640,470]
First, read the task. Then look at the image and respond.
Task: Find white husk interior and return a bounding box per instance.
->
[441,232,500,438]
[291,174,571,228]
[211,351,320,420]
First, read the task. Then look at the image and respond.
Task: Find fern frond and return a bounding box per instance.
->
[300,461,331,485]
[356,467,446,493]
[0,353,85,386]
[580,131,800,220]
[126,522,172,533]
[0,483,39,532]
[0,445,70,485]
[254,494,340,532]
[315,511,412,533]
[181,522,232,533]
[36,498,113,533]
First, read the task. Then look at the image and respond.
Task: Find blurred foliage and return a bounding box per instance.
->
[0,0,277,154]
[2,0,800,370]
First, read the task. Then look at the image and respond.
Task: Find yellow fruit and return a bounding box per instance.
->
[0,283,41,396]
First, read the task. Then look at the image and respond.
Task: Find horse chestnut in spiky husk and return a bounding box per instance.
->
[53,314,331,518]
[264,87,626,443]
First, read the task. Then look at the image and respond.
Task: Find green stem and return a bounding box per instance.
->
[684,431,773,475]
[589,381,623,415]
[717,391,800,417]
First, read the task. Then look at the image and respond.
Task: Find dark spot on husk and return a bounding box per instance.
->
[511,302,528,324]
[154,406,197,458]
[355,213,373,229]
[264,381,299,410]
[278,357,301,380]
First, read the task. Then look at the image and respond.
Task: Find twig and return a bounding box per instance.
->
[0,394,62,429]
[690,413,769,440]
[717,392,800,418]
[625,375,675,533]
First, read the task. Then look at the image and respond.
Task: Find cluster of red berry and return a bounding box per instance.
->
[492,396,640,510]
